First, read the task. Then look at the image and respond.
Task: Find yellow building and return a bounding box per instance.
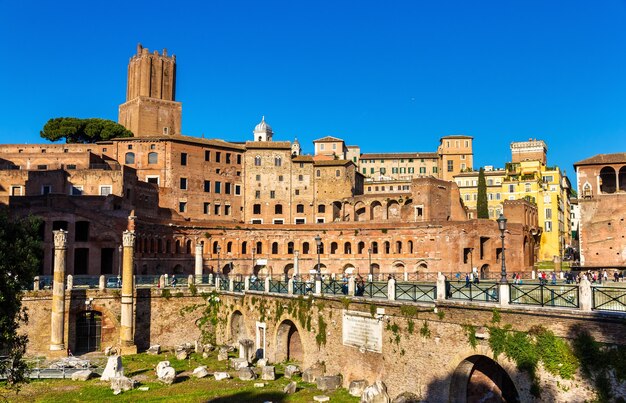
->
[454,140,571,262]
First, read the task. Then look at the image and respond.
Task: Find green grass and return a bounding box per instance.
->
[1,351,358,403]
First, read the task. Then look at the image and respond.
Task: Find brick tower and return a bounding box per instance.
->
[118,43,182,137]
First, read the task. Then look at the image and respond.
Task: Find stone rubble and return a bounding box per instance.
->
[361,380,391,403]
[238,367,257,381]
[110,376,136,394]
[101,356,123,381]
[284,364,301,379]
[261,365,275,381]
[349,380,368,397]
[284,381,297,394]
[302,362,326,383]
[317,375,342,391]
[155,361,176,385]
[214,372,231,381]
[192,365,210,378]
[71,369,93,381]
[231,357,249,370]
[392,391,420,403]
[147,344,161,355]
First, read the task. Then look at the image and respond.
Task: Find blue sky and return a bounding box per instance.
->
[1,1,625,186]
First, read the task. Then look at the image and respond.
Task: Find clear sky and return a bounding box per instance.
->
[1,0,625,186]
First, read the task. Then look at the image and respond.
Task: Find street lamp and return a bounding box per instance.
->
[315,235,322,281]
[368,247,373,277]
[216,245,222,277]
[497,214,508,283]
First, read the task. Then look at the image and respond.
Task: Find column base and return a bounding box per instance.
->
[119,345,138,356]
[49,343,65,351]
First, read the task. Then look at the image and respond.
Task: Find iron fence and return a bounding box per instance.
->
[447,282,499,303]
[509,284,579,308]
[72,275,100,288]
[233,281,244,293]
[135,275,161,288]
[249,280,265,292]
[219,279,229,291]
[322,279,348,295]
[293,281,310,295]
[395,282,436,302]
[356,281,388,299]
[268,280,288,294]
[592,286,626,312]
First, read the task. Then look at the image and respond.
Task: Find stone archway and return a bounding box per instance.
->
[75,310,102,354]
[480,264,490,280]
[450,355,520,403]
[230,311,247,344]
[275,320,304,363]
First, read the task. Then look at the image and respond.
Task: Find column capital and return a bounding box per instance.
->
[53,229,68,249]
[195,243,203,254]
[122,230,136,248]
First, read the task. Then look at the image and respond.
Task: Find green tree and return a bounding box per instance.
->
[0,211,42,390]
[40,117,133,143]
[477,167,489,219]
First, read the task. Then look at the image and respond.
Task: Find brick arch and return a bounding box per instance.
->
[274,318,305,364]
[67,302,120,354]
[449,354,520,403]
[229,310,248,344]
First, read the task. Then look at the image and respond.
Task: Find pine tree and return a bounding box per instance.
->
[477,167,489,219]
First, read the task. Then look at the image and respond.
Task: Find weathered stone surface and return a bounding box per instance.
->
[261,365,275,381]
[231,357,249,370]
[302,362,325,383]
[138,386,149,391]
[110,376,136,394]
[104,346,113,356]
[214,372,231,381]
[71,369,93,381]
[192,366,210,378]
[156,361,176,385]
[313,396,330,402]
[284,381,297,394]
[147,344,161,355]
[349,380,368,397]
[361,381,391,403]
[256,358,268,367]
[392,392,420,403]
[217,347,229,361]
[202,352,209,359]
[239,338,255,363]
[284,364,301,379]
[175,350,188,360]
[101,356,123,381]
[238,367,256,381]
[204,343,215,352]
[254,382,265,388]
[317,375,342,391]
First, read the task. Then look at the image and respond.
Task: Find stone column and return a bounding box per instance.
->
[50,230,67,352]
[195,243,203,283]
[387,278,396,301]
[436,272,446,301]
[120,230,137,355]
[579,278,592,312]
[294,250,300,276]
[498,283,510,307]
[348,276,355,296]
[99,275,105,291]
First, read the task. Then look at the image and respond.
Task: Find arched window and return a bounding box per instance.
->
[408,240,413,254]
[619,167,626,192]
[372,242,379,254]
[253,204,261,214]
[241,241,247,255]
[296,204,304,213]
[600,166,617,194]
[254,156,262,166]
[256,241,263,254]
[227,241,233,253]
[302,242,310,254]
[148,152,158,164]
[274,156,282,167]
[166,240,171,253]
[318,204,326,214]
[358,241,365,254]
[287,242,294,254]
[125,152,135,164]
[318,242,325,254]
[272,242,279,254]
[344,242,352,254]
[175,240,181,254]
[396,241,402,254]
[275,204,283,214]
[330,242,338,254]
[186,240,192,254]
[213,241,219,254]
[384,241,390,254]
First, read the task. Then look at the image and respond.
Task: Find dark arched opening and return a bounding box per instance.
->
[600,166,617,194]
[275,320,303,363]
[230,311,246,344]
[450,355,520,403]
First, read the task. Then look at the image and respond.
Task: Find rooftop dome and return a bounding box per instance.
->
[254,116,273,133]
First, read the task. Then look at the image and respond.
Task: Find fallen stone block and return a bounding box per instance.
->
[284,381,297,394]
[238,367,257,381]
[361,380,391,403]
[317,375,342,391]
[214,372,231,381]
[284,364,301,379]
[261,365,275,381]
[349,379,368,397]
[71,369,93,381]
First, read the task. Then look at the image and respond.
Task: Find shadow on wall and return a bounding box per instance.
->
[207,391,285,403]
[134,288,152,351]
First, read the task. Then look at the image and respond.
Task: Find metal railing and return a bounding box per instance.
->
[357,281,388,299]
[135,275,161,288]
[72,275,100,288]
[510,284,579,308]
[219,279,229,291]
[293,281,310,295]
[249,280,265,292]
[592,286,626,312]
[322,279,348,295]
[233,281,244,293]
[268,280,288,294]
[447,282,499,303]
[396,282,436,302]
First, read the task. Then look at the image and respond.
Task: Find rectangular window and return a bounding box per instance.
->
[545,208,552,219]
[37,164,47,170]
[256,174,261,181]
[362,168,366,174]
[225,205,231,215]
[295,218,306,224]
[447,160,454,172]
[226,153,231,163]
[204,180,211,192]
[205,150,211,161]
[273,219,284,224]
[433,167,438,173]
[496,193,501,200]
[509,184,515,193]
[214,204,221,215]
[235,185,241,195]
[237,155,242,164]
[419,167,425,174]
[225,183,231,194]
[203,202,210,214]
[181,153,187,166]
[255,190,261,199]
[279,175,284,182]
[215,181,221,194]
[295,189,300,195]
[370,168,374,174]
[270,190,276,199]
[216,152,221,163]
[99,185,112,196]
[299,174,303,181]
[180,178,187,190]
[380,168,386,174]
[545,221,552,232]
[179,202,187,212]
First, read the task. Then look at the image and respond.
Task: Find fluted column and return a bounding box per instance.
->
[120,230,137,354]
[50,230,67,352]
[195,243,203,282]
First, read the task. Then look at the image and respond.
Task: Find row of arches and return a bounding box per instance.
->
[597,166,626,194]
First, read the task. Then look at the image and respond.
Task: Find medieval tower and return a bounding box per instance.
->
[118,43,182,137]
